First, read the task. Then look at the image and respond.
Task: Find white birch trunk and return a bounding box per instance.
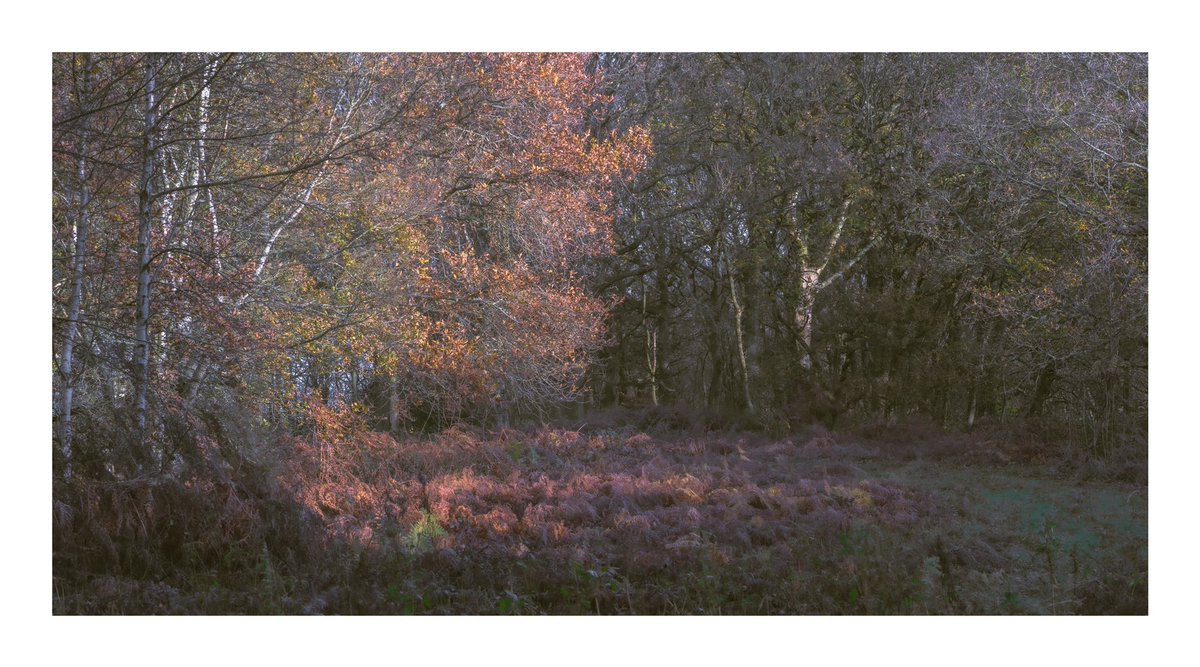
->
[134,55,159,459]
[728,262,754,413]
[199,56,222,273]
[642,285,658,406]
[795,267,820,371]
[58,61,93,480]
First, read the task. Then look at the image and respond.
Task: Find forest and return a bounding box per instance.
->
[51,53,1147,615]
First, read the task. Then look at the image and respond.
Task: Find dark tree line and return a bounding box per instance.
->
[590,53,1146,454]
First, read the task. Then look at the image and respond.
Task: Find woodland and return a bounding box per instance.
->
[51,53,1147,614]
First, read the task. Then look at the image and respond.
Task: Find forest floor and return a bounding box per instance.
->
[53,415,1147,615]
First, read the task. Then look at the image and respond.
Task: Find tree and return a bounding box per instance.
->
[53,52,650,480]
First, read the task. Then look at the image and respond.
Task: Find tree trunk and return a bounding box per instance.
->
[58,57,93,481]
[134,54,159,462]
[1027,361,1058,418]
[646,326,658,406]
[642,284,658,406]
[728,262,754,414]
[200,56,222,273]
[706,276,727,409]
[388,377,401,436]
[794,266,820,371]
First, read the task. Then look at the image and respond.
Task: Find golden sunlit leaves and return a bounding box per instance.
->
[288,53,650,417]
[63,52,650,428]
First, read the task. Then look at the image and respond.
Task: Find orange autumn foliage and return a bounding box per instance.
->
[251,54,650,423]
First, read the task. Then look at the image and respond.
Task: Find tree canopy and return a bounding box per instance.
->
[52,52,1146,478]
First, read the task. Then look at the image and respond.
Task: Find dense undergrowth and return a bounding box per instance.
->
[52,405,1147,615]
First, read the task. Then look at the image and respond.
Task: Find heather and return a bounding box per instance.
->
[52,409,1146,614]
